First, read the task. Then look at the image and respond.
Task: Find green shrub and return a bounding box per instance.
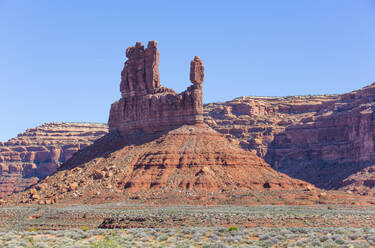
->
[228,226,238,232]
[81,226,89,231]
[94,231,121,248]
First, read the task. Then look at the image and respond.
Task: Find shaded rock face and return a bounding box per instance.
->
[109,41,203,135]
[267,84,375,192]
[0,123,108,197]
[205,83,375,195]
[339,165,375,195]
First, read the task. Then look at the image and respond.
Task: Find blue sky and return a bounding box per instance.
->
[1,0,374,141]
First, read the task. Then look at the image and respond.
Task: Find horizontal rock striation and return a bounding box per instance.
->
[267,84,375,193]
[109,41,203,135]
[205,84,375,195]
[6,125,317,205]
[204,95,339,157]
[0,123,108,197]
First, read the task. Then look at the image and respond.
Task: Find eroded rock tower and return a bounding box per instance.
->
[109,41,204,135]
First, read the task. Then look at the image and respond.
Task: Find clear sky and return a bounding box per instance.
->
[1,0,374,141]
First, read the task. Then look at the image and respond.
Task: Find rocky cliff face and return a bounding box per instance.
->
[267,84,375,193]
[0,123,108,197]
[205,84,375,195]
[109,41,203,135]
[204,95,339,157]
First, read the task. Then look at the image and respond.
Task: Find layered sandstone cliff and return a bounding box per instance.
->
[0,123,108,197]
[204,95,338,157]
[267,84,375,193]
[205,84,375,195]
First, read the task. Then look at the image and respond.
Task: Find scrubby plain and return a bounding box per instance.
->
[1,204,375,247]
[1,226,375,247]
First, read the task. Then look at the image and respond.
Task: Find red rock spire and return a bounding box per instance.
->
[190,56,204,84]
[109,41,204,135]
[120,41,161,97]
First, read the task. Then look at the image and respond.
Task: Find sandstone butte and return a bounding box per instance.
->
[8,40,361,206]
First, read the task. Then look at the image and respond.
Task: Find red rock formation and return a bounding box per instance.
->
[267,84,375,193]
[6,124,318,205]
[190,56,204,84]
[109,41,203,135]
[120,41,161,96]
[204,95,338,157]
[205,84,375,196]
[4,82,375,198]
[338,165,375,195]
[4,41,319,206]
[0,123,108,197]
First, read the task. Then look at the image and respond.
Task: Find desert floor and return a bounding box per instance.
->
[1,203,375,247]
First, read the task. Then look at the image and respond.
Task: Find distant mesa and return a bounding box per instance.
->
[0,123,108,198]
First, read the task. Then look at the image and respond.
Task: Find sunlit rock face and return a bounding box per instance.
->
[108,41,204,135]
[205,83,375,195]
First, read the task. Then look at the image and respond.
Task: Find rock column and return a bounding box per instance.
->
[120,41,161,97]
[109,41,204,135]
